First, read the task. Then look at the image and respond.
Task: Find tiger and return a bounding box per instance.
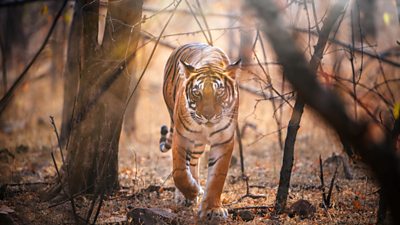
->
[159,42,240,223]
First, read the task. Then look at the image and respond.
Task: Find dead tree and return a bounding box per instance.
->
[274,1,346,213]
[47,0,143,198]
[250,0,400,223]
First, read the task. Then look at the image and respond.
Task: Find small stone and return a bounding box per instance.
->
[237,210,255,222]
[16,145,29,154]
[288,199,316,219]
[127,207,180,225]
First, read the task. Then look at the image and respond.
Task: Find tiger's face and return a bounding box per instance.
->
[180,60,240,126]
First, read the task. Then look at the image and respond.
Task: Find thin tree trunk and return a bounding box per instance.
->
[51,0,143,197]
[274,1,346,213]
[275,97,304,213]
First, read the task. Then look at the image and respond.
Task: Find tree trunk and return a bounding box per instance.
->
[274,1,346,213]
[275,98,304,213]
[55,0,143,197]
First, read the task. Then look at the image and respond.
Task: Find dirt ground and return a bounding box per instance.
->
[0,63,381,224]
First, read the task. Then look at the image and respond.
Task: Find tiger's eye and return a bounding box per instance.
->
[193,88,201,96]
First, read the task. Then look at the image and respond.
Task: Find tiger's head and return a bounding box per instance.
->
[180,59,241,126]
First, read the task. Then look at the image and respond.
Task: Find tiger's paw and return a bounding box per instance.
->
[198,206,228,224]
[174,187,203,206]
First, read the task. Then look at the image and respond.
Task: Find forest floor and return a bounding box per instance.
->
[0,40,383,225]
[0,112,381,225]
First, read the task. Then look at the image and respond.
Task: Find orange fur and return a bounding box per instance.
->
[160,43,240,222]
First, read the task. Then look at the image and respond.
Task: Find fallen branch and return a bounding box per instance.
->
[228,205,272,214]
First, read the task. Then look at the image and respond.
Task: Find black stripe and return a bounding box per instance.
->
[172,46,200,101]
[191,150,204,155]
[176,128,195,143]
[178,112,200,133]
[211,134,234,148]
[190,163,197,167]
[166,44,193,83]
[208,154,226,167]
[210,118,233,137]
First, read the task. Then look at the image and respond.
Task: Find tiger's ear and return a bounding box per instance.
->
[225,58,241,79]
[179,59,196,78]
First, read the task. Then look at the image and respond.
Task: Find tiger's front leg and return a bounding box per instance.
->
[172,133,202,203]
[198,136,234,223]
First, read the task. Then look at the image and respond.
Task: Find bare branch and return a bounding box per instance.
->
[250,0,400,222]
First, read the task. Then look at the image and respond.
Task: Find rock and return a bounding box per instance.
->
[127,208,180,225]
[237,210,255,222]
[0,205,15,225]
[15,145,29,154]
[0,213,14,225]
[288,199,316,219]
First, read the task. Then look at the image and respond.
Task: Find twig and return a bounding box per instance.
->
[232,124,266,204]
[319,156,327,208]
[143,6,238,19]
[0,0,68,115]
[48,185,93,208]
[0,0,65,7]
[122,0,181,118]
[246,126,288,147]
[294,27,400,68]
[326,164,338,207]
[49,115,78,223]
[5,182,52,186]
[195,0,213,45]
[184,0,211,45]
[310,0,320,34]
[303,0,313,57]
[0,36,7,95]
[51,152,79,223]
[255,29,284,150]
[252,49,293,108]
[49,116,65,164]
[228,205,273,214]
[91,191,105,225]
[349,8,358,119]
[320,155,339,208]
[86,195,97,224]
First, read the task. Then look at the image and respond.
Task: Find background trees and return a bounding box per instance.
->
[0,0,398,224]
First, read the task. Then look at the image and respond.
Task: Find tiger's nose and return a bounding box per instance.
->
[202,105,215,120]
